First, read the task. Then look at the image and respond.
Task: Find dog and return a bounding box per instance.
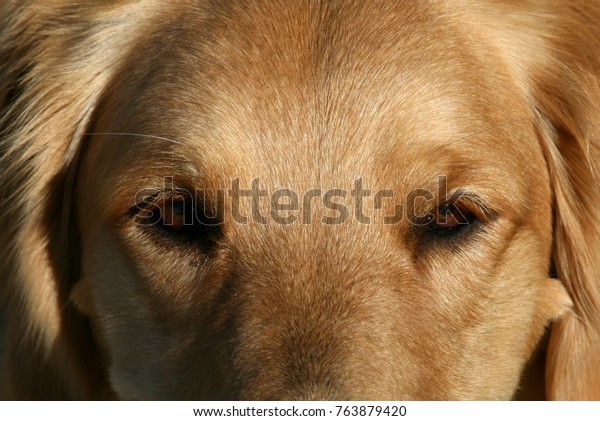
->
[1,0,599,400]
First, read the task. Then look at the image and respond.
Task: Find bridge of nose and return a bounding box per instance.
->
[225,220,409,400]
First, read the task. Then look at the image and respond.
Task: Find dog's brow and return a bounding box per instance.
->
[432,118,531,154]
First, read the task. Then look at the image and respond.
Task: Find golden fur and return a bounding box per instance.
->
[1,0,599,400]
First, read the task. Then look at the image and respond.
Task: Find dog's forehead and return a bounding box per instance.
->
[89,0,543,198]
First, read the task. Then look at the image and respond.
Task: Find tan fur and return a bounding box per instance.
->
[1,0,599,400]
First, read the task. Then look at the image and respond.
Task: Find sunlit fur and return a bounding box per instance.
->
[1,0,599,400]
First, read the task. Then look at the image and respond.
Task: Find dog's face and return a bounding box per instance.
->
[2,0,600,401]
[69,2,570,399]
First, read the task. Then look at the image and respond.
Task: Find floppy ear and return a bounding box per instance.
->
[479,1,600,400]
[536,8,600,400]
[0,2,157,399]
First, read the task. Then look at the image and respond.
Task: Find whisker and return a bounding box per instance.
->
[84,132,184,146]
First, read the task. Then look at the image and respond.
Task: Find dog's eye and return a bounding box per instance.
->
[416,199,487,243]
[139,196,193,232]
[134,193,223,252]
[428,204,473,233]
[156,196,192,232]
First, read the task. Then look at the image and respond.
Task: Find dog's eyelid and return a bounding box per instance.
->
[442,191,497,223]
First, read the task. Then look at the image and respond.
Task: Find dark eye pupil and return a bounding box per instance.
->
[160,197,191,231]
[172,200,186,215]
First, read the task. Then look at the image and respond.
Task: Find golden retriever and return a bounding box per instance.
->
[1,0,599,400]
